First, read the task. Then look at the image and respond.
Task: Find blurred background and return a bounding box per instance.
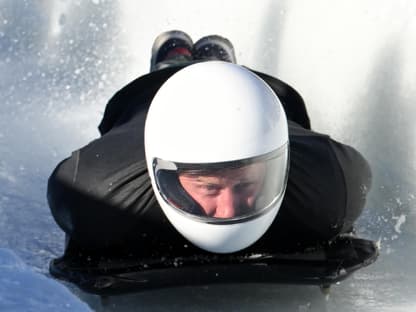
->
[0,1,415,311]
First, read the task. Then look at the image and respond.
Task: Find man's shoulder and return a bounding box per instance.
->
[288,121,346,164]
[246,68,311,130]
[288,121,369,174]
[288,120,328,139]
[99,65,187,135]
[111,66,185,100]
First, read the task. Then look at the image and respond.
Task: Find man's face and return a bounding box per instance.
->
[178,163,266,218]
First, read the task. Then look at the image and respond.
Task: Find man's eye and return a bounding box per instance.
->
[205,185,219,191]
[200,184,220,195]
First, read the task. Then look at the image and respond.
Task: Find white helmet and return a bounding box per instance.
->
[145,61,289,253]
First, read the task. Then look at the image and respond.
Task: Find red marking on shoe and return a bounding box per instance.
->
[166,47,192,58]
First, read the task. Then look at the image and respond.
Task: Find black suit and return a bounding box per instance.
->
[48,65,371,255]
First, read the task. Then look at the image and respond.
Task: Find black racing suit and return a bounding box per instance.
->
[47,65,372,255]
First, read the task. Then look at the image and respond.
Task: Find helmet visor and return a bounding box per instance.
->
[152,145,289,224]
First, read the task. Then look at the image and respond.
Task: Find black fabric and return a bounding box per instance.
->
[97,65,311,135]
[47,64,372,255]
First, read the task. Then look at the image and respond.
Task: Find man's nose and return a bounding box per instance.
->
[216,187,239,218]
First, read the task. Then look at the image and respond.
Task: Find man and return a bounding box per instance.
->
[178,162,267,219]
[48,31,371,256]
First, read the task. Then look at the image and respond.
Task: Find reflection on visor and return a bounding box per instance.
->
[153,145,289,223]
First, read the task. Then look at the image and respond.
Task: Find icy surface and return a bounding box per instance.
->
[0,248,90,311]
[0,0,415,311]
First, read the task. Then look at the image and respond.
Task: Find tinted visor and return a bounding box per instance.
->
[153,145,289,223]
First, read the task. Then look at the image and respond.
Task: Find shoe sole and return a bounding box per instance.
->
[150,30,193,71]
[193,35,236,63]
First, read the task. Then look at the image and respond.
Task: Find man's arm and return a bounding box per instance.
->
[265,122,372,246]
[329,140,372,232]
[47,124,156,250]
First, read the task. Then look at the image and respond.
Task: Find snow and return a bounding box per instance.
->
[393,214,407,234]
[0,0,415,311]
